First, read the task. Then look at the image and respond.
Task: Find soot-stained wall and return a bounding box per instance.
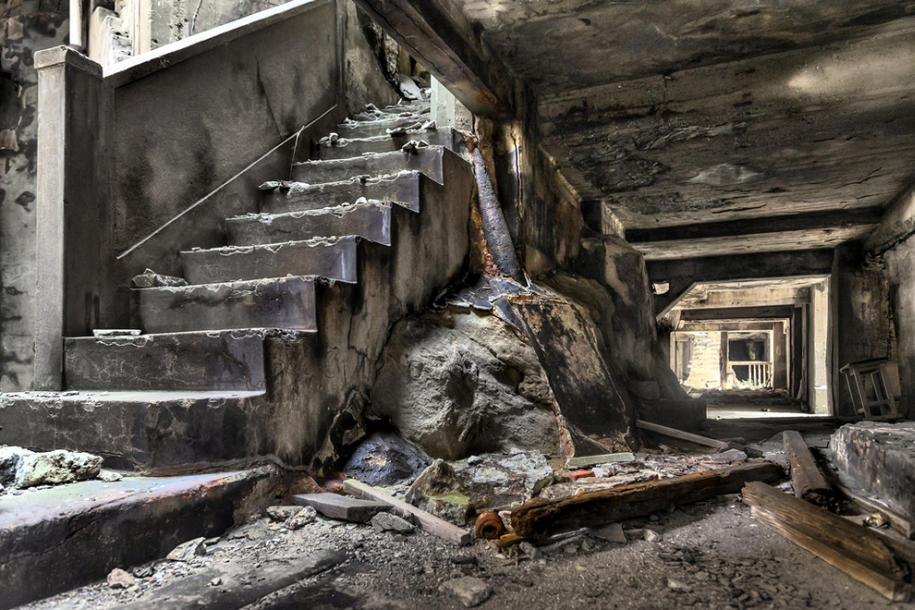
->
[0,0,68,390]
[884,236,915,418]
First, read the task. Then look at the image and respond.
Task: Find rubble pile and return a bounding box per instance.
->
[0,446,103,490]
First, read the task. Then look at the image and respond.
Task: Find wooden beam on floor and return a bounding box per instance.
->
[510,462,783,539]
[636,419,729,451]
[742,481,912,602]
[782,430,838,510]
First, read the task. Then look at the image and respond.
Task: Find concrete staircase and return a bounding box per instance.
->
[1,96,472,470]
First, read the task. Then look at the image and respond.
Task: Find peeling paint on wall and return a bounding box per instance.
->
[0,0,68,390]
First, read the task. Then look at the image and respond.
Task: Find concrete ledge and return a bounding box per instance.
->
[103,0,329,87]
[0,391,267,469]
[831,421,915,518]
[0,467,280,609]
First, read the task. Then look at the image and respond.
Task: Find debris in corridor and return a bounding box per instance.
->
[742,481,912,601]
[782,430,838,510]
[636,420,730,452]
[510,462,783,538]
[0,446,103,488]
[292,493,387,523]
[473,512,506,540]
[441,576,492,608]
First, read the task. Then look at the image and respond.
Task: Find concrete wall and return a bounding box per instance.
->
[884,236,915,418]
[831,242,894,415]
[674,331,722,390]
[0,0,68,390]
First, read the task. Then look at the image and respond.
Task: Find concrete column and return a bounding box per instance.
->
[772,321,788,390]
[33,47,103,390]
[431,77,473,131]
[808,281,830,413]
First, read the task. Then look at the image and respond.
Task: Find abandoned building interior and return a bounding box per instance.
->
[1,0,915,607]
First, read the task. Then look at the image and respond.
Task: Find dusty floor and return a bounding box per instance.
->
[23,488,912,609]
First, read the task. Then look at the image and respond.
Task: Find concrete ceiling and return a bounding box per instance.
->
[443,1,915,259]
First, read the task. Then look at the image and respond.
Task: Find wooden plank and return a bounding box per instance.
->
[343,479,472,546]
[636,419,729,451]
[511,462,782,539]
[566,452,635,469]
[291,493,387,523]
[742,481,911,602]
[782,430,837,510]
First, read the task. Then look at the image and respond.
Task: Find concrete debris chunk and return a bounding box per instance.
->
[319,132,340,146]
[0,447,103,489]
[130,268,187,289]
[371,511,415,534]
[695,449,747,464]
[406,451,554,524]
[266,505,303,522]
[342,430,432,487]
[285,506,317,530]
[106,568,136,589]
[98,470,123,482]
[292,492,387,523]
[588,522,627,544]
[167,537,207,561]
[441,576,492,608]
[401,139,429,153]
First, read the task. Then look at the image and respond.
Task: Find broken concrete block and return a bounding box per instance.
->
[371,511,415,534]
[98,470,122,482]
[266,505,303,522]
[406,451,553,524]
[441,576,492,608]
[106,568,135,589]
[292,493,387,523]
[588,522,627,544]
[167,537,207,561]
[6,448,103,488]
[285,506,317,530]
[130,268,187,289]
[831,422,915,519]
[342,430,431,487]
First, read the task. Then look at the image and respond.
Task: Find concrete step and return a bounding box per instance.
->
[64,331,267,391]
[0,390,268,470]
[137,276,317,334]
[350,104,429,122]
[333,114,431,139]
[317,128,456,160]
[181,235,359,284]
[292,146,446,184]
[226,201,394,247]
[259,172,421,214]
[0,466,279,608]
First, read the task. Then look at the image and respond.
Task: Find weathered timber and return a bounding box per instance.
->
[742,481,911,602]
[291,493,387,523]
[636,420,729,451]
[566,452,635,469]
[343,479,472,545]
[510,462,782,538]
[782,430,838,510]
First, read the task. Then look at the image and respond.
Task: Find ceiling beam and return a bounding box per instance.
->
[649,249,833,317]
[680,305,795,322]
[352,0,512,117]
[627,208,881,260]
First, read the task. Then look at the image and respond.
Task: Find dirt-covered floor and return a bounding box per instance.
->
[23,488,912,610]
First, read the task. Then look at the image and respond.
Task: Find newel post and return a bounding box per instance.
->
[33,47,104,390]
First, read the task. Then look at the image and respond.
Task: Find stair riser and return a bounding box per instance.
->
[227,205,391,247]
[65,333,266,391]
[292,148,444,184]
[138,278,317,334]
[262,173,420,214]
[181,238,358,284]
[317,129,456,160]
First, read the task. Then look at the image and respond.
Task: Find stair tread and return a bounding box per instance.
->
[135,274,319,292]
[180,234,358,256]
[226,199,390,223]
[294,145,445,168]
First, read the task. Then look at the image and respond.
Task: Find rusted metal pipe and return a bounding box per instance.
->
[469,142,523,281]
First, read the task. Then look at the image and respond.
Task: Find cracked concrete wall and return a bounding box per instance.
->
[884,235,915,418]
[0,0,68,390]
